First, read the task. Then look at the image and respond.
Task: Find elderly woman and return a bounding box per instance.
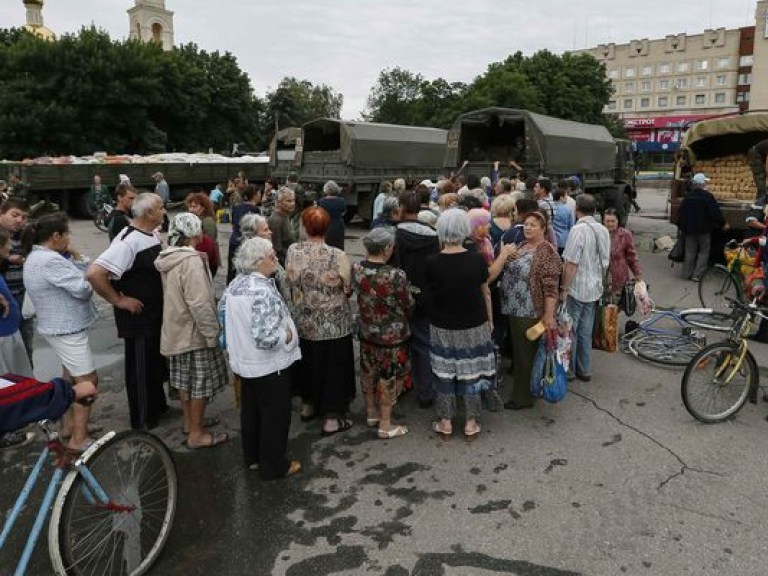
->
[489,194,515,246]
[155,213,228,449]
[603,208,642,299]
[372,181,393,223]
[186,191,220,276]
[286,206,356,436]
[318,180,346,250]
[425,208,496,440]
[23,212,98,451]
[372,196,399,229]
[219,237,302,478]
[489,210,562,410]
[352,227,413,439]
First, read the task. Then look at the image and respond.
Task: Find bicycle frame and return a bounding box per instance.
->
[0,427,120,576]
[633,309,692,336]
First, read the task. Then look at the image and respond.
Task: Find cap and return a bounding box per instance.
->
[569,175,581,187]
[692,173,710,185]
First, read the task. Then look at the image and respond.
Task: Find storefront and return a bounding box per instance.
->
[624,114,728,166]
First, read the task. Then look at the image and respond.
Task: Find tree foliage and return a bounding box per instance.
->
[263,77,343,137]
[363,51,616,132]
[0,27,263,158]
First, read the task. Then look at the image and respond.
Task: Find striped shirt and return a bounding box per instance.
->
[562,216,610,303]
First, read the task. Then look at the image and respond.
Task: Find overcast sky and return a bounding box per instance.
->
[1,0,759,118]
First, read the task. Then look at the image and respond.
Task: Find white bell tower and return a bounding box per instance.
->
[128,0,174,51]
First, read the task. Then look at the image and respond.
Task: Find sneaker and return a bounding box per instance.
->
[0,430,35,449]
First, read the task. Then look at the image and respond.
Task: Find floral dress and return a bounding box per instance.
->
[351,261,414,403]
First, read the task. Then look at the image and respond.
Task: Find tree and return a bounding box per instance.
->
[263,77,343,140]
[363,67,425,124]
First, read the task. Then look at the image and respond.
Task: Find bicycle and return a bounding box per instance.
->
[681,298,768,423]
[621,306,732,367]
[0,421,177,575]
[92,199,114,233]
[698,240,758,321]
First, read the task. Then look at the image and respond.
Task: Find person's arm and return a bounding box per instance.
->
[86,263,143,313]
[560,261,578,301]
[48,258,93,301]
[488,243,517,284]
[539,247,562,329]
[180,259,220,347]
[481,282,493,329]
[624,231,642,280]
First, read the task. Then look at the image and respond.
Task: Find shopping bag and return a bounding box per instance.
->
[592,302,619,352]
[530,330,568,403]
[619,281,637,316]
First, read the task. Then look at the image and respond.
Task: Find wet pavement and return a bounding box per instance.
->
[2,189,768,575]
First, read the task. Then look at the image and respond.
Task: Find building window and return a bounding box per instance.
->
[658,96,668,107]
[624,81,635,93]
[640,80,651,91]
[608,69,619,79]
[641,66,653,76]
[677,62,690,72]
[695,59,709,71]
[739,55,754,66]
[624,67,636,78]
[694,94,706,105]
[675,78,688,89]
[738,73,752,85]
[676,95,686,105]
[658,63,671,74]
[714,93,726,104]
[623,99,633,109]
[716,57,731,68]
[640,97,650,108]
[715,75,726,86]
[736,91,750,103]
[659,79,670,90]
[695,76,707,87]
[607,101,617,110]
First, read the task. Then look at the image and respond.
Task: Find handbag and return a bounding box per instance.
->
[530,330,568,403]
[668,236,685,263]
[619,281,637,316]
[593,302,619,352]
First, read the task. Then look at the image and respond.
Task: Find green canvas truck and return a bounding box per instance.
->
[0,158,268,217]
[292,118,448,222]
[444,107,636,222]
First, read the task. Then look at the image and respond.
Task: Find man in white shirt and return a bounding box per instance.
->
[560,194,610,382]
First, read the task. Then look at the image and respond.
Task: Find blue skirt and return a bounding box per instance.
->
[430,323,495,395]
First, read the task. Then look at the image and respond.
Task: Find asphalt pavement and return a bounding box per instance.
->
[2,188,768,576]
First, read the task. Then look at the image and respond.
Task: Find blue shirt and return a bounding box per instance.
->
[552,202,575,249]
[0,274,20,336]
[210,188,224,205]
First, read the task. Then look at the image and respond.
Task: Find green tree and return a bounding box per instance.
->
[263,77,343,139]
[363,67,425,124]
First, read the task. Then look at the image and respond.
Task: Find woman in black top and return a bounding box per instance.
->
[425,208,495,441]
[318,180,346,250]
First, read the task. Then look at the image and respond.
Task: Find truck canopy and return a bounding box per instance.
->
[682,113,768,163]
[300,118,447,168]
[444,107,616,174]
[269,127,302,167]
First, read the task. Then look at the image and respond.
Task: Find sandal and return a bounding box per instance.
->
[431,421,452,439]
[321,418,353,437]
[464,423,481,442]
[182,416,220,436]
[378,425,408,439]
[186,430,228,450]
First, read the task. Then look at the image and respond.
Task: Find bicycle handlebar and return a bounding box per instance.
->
[726,297,768,320]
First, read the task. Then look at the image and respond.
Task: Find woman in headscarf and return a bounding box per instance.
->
[155,213,228,449]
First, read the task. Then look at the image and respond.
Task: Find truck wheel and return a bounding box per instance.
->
[344,205,357,224]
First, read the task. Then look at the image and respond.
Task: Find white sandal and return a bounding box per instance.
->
[378,425,409,439]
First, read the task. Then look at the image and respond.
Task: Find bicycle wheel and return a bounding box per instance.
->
[49,431,177,576]
[681,342,757,423]
[628,332,704,367]
[698,266,740,313]
[679,308,734,332]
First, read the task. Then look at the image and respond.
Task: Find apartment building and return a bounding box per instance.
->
[570,2,768,153]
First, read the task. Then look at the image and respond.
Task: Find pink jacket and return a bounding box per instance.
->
[609,227,642,292]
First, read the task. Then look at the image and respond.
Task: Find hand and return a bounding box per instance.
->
[116,293,143,314]
[285,325,293,344]
[0,295,8,319]
[501,243,518,260]
[542,314,556,331]
[67,247,82,261]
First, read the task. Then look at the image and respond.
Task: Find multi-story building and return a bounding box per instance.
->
[569,1,768,155]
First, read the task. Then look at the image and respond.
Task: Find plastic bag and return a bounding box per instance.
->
[530,330,568,403]
[633,280,653,317]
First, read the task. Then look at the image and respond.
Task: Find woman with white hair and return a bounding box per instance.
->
[155,212,228,449]
[318,180,346,250]
[425,208,495,440]
[219,237,302,478]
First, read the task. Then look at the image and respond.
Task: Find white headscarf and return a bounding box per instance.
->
[168,212,202,247]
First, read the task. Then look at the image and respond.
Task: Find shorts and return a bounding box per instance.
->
[43,331,96,377]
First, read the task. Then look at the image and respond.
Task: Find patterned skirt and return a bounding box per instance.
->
[430,323,496,396]
[360,341,409,405]
[169,347,229,400]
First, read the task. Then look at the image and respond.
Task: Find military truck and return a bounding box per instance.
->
[444,107,637,221]
[671,113,766,231]
[268,127,302,184]
[0,157,268,217]
[293,118,448,222]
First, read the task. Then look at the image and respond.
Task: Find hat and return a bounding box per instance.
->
[152,172,164,179]
[168,212,202,247]
[420,179,435,189]
[692,173,710,185]
[118,174,131,184]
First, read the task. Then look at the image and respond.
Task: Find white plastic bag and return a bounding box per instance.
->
[633,280,653,317]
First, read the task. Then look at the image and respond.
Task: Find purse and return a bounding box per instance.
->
[593,302,619,352]
[530,329,568,403]
[619,281,637,316]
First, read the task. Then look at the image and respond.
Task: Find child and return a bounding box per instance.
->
[351,228,413,439]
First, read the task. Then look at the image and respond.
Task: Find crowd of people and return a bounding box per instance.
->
[0,168,652,482]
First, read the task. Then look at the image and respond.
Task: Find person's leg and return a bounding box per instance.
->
[683,234,698,280]
[409,315,434,406]
[144,336,168,426]
[240,376,260,467]
[506,317,539,408]
[575,300,596,377]
[319,337,355,433]
[123,338,142,430]
[186,397,209,445]
[257,371,293,479]
[434,378,456,433]
[464,392,482,434]
[567,297,585,376]
[19,316,34,368]
[694,233,711,280]
[360,342,380,423]
[68,371,98,449]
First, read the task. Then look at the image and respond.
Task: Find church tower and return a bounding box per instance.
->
[22,0,55,40]
[128,0,174,51]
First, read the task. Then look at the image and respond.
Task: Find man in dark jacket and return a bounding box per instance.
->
[392,190,440,408]
[677,172,728,281]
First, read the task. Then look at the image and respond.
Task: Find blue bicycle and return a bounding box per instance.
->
[0,421,177,575]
